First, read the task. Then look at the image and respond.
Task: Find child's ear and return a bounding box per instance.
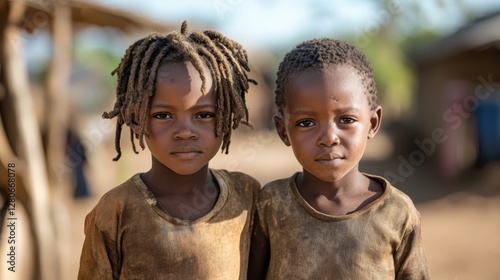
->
[368,106,383,139]
[273,115,291,146]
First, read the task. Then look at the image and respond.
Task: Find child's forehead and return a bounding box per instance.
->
[299,64,355,75]
[157,60,213,77]
[287,65,361,90]
[151,61,215,105]
[281,65,370,107]
[156,61,213,88]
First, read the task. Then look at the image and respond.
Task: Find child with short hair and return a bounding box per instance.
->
[78,21,260,279]
[249,38,430,279]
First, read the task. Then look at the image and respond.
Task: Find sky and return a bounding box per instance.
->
[21,0,500,73]
[92,0,500,50]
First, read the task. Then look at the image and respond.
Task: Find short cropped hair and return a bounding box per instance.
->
[275,38,377,113]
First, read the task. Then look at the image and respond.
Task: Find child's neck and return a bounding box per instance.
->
[296,169,382,216]
[142,157,220,220]
[142,157,212,196]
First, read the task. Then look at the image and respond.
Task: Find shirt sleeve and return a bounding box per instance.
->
[78,210,121,280]
[256,189,270,239]
[394,213,431,280]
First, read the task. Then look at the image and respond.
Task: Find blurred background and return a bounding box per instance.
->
[0,0,499,279]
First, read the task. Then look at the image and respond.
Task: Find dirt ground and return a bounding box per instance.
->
[1,128,499,279]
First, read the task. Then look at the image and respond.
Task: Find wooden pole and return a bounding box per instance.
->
[46,2,73,279]
[0,1,58,279]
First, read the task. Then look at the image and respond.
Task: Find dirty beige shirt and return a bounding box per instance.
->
[257,173,430,280]
[78,169,260,280]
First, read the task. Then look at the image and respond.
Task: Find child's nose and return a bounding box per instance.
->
[173,118,198,140]
[317,122,340,147]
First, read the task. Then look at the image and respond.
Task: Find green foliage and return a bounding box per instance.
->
[75,46,121,89]
[71,46,121,114]
[352,35,415,118]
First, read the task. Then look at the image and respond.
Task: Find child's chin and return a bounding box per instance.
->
[309,170,348,183]
[168,165,207,176]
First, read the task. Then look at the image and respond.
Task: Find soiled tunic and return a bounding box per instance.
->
[78,169,260,280]
[257,173,430,280]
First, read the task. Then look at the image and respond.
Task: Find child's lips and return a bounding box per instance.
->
[171,146,201,159]
[316,153,344,165]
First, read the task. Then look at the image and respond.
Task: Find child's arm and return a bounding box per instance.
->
[78,212,121,280]
[394,217,431,280]
[248,213,270,280]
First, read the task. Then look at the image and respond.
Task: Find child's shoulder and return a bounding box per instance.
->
[213,169,258,181]
[85,174,144,227]
[262,172,297,189]
[210,169,261,207]
[101,174,141,198]
[258,173,298,200]
[91,174,143,211]
[365,173,421,221]
[371,174,417,208]
[210,169,261,192]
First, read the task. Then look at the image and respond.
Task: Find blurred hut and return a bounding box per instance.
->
[410,11,500,179]
[0,0,174,279]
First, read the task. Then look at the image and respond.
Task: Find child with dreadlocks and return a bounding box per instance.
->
[248,38,430,279]
[78,21,260,279]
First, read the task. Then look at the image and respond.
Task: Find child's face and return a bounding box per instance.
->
[145,61,222,175]
[275,65,382,183]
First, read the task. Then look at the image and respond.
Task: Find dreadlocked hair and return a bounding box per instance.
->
[275,38,377,114]
[103,21,257,161]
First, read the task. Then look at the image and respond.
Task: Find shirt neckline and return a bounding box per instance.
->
[132,169,229,225]
[289,172,391,221]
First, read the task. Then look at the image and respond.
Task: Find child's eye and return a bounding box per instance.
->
[296,119,316,127]
[152,113,172,119]
[196,112,216,119]
[339,117,356,124]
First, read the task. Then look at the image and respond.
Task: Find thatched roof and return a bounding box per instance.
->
[410,10,500,63]
[16,0,173,33]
